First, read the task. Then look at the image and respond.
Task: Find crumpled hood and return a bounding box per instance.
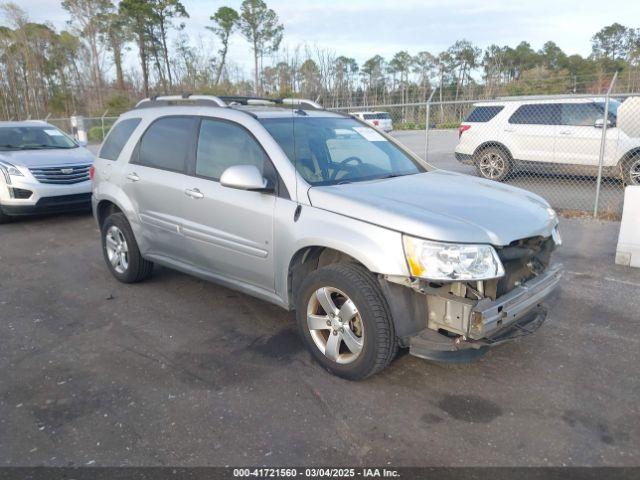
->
[307,170,558,246]
[0,147,94,168]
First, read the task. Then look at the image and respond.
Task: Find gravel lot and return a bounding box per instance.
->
[392,130,625,216]
[0,212,639,467]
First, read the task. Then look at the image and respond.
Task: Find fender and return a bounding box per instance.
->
[473,141,514,160]
[274,200,410,307]
[93,180,147,251]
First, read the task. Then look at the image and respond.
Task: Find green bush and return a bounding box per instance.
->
[106,94,133,112]
[88,125,111,142]
[395,122,426,131]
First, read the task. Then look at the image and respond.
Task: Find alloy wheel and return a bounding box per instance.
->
[105,225,129,274]
[306,286,364,364]
[629,157,640,185]
[479,152,506,179]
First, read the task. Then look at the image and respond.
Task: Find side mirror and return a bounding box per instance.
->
[220,164,272,192]
[594,118,614,129]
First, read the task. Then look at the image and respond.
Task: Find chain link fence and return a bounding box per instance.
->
[333,89,639,219]
[32,84,640,219]
[46,114,121,144]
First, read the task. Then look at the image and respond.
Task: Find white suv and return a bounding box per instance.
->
[455,98,640,185]
[351,111,393,132]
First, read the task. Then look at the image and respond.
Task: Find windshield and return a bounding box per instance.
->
[259,117,425,186]
[0,126,78,151]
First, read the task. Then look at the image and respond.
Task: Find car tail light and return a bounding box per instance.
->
[89,165,95,181]
[458,124,471,138]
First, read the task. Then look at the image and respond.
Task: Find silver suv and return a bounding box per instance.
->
[92,95,562,380]
[0,121,94,223]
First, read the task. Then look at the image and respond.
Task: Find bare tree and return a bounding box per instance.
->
[61,0,112,106]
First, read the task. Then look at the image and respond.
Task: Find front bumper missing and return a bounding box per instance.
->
[408,264,562,363]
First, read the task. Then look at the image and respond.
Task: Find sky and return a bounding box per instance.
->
[10,0,640,75]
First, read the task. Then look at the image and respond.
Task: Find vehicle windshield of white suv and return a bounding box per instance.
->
[259,117,425,185]
[0,126,78,151]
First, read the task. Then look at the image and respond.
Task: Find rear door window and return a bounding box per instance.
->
[99,118,141,160]
[465,106,504,123]
[509,104,560,125]
[561,103,609,126]
[135,116,197,172]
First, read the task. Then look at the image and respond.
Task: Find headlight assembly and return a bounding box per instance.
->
[0,161,23,183]
[403,235,505,281]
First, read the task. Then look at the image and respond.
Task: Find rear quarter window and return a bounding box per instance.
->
[99,118,142,161]
[465,106,504,123]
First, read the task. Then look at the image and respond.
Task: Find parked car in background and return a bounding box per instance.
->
[0,121,94,223]
[92,95,561,380]
[455,97,640,185]
[351,111,393,132]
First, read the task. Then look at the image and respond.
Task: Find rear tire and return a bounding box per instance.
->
[622,154,640,186]
[101,212,153,283]
[295,263,397,380]
[475,146,512,182]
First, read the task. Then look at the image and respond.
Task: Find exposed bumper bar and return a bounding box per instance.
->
[470,263,562,339]
[408,264,562,363]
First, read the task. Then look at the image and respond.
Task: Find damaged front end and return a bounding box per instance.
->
[382,235,562,362]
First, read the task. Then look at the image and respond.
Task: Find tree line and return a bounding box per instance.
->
[0,0,639,120]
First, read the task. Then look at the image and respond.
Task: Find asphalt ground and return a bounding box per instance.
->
[0,212,638,467]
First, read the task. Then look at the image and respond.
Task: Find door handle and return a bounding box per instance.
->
[558,131,573,135]
[503,128,515,132]
[126,172,140,182]
[185,188,204,199]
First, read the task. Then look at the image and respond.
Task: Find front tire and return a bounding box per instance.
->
[475,146,512,182]
[101,212,153,283]
[295,263,397,380]
[622,155,640,186]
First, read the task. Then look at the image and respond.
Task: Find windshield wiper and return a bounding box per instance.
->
[30,144,75,149]
[0,144,27,150]
[376,173,409,180]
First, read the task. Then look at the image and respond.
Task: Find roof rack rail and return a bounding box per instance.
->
[133,94,325,111]
[281,98,323,110]
[218,96,276,106]
[134,94,227,109]
[219,95,323,110]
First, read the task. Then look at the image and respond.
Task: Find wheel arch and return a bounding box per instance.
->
[618,147,640,167]
[619,147,640,184]
[473,141,514,160]
[96,199,124,228]
[93,186,145,250]
[287,246,368,309]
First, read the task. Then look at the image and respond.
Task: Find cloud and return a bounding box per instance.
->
[8,0,640,73]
